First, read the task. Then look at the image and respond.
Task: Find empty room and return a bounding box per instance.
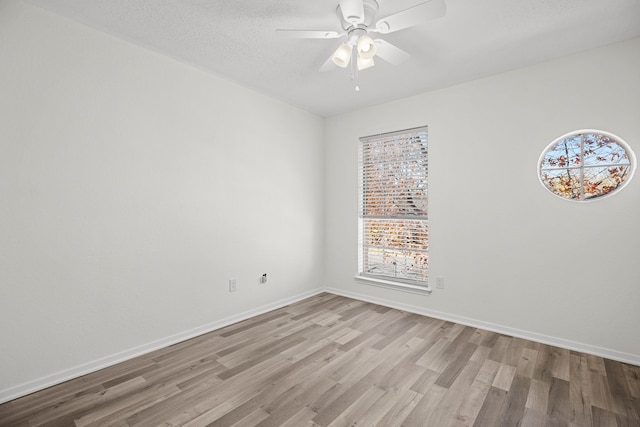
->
[1,0,639,425]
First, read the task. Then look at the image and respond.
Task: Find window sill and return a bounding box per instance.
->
[354,275,432,295]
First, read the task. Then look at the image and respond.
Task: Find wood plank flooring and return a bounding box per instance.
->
[1,293,639,426]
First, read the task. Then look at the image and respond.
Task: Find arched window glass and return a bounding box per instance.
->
[538,130,635,201]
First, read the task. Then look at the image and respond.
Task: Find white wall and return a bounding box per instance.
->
[0,0,324,399]
[2,0,639,405]
[325,37,640,362]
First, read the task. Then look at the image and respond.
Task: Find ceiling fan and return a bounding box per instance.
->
[276,0,446,82]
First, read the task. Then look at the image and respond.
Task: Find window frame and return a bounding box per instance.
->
[356,126,431,294]
[538,129,636,202]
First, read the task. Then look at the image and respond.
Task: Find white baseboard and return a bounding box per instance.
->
[3,285,638,405]
[0,288,324,405]
[325,287,640,367]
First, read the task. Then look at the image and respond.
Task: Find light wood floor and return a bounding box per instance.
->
[1,293,639,426]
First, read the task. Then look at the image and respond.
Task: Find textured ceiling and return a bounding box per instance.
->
[24,0,640,117]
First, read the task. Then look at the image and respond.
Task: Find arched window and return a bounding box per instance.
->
[538,130,635,201]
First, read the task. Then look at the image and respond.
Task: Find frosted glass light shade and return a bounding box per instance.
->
[357,35,377,60]
[357,56,375,70]
[332,43,352,68]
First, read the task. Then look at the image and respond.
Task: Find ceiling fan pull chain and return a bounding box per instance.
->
[351,46,360,92]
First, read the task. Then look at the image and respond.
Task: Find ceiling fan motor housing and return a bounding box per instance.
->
[348,28,367,44]
[337,0,379,31]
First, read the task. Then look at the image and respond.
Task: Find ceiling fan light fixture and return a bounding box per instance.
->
[357,35,377,59]
[332,42,352,68]
[357,55,375,70]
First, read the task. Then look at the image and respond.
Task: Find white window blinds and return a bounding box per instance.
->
[358,126,428,285]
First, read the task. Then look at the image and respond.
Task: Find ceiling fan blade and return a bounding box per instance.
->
[319,56,337,72]
[374,0,446,34]
[339,0,365,24]
[374,39,410,65]
[275,29,342,39]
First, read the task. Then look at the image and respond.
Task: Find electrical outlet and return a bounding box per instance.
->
[435,277,444,289]
[229,278,237,292]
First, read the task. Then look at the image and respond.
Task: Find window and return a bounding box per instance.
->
[538,130,635,201]
[358,126,429,289]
